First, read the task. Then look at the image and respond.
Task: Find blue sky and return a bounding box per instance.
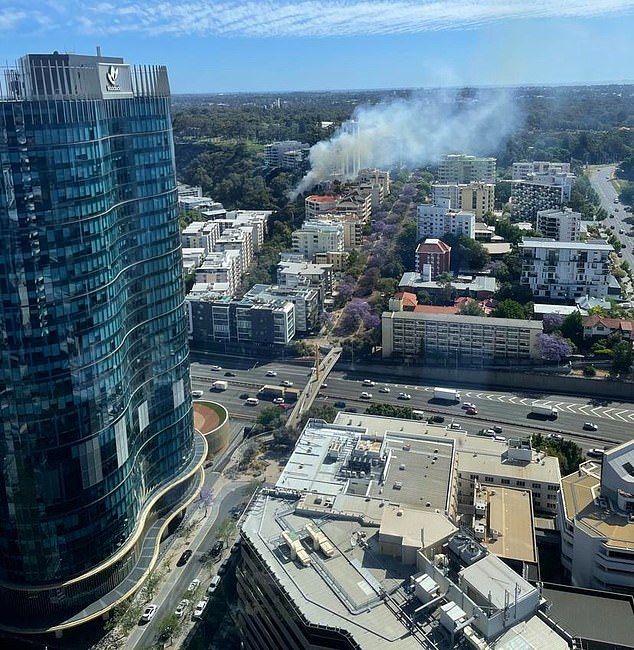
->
[1,1,634,93]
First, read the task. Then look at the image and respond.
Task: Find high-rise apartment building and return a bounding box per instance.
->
[536,207,581,242]
[0,53,206,634]
[416,199,476,240]
[431,182,495,218]
[437,154,497,184]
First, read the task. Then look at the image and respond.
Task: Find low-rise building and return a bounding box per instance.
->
[292,220,345,258]
[186,291,295,348]
[244,284,322,333]
[437,154,497,184]
[417,199,476,240]
[399,272,497,299]
[519,237,614,300]
[582,314,634,340]
[558,439,634,594]
[415,238,451,278]
[537,207,581,242]
[305,194,338,218]
[431,182,495,219]
[277,260,333,296]
[314,250,348,272]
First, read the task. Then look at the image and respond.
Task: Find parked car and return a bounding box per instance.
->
[273,397,285,405]
[210,540,224,557]
[209,365,222,371]
[430,415,445,423]
[281,380,293,387]
[191,390,203,398]
[334,400,346,408]
[379,386,390,393]
[583,422,599,431]
[587,448,605,459]
[344,407,358,413]
[208,575,221,594]
[466,407,478,415]
[398,392,412,400]
[140,604,157,623]
[360,392,373,399]
[177,549,193,566]
[187,579,201,593]
[192,598,209,620]
[477,428,496,437]
[175,599,190,618]
[266,370,277,377]
[448,422,461,430]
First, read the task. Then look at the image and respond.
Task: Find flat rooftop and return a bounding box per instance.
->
[477,485,537,564]
[543,584,634,648]
[561,463,634,549]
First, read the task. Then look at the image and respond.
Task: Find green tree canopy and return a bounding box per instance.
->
[490,299,533,320]
[560,311,584,348]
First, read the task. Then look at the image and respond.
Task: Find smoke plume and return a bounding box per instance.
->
[291,88,521,198]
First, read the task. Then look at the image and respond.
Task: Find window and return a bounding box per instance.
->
[501,479,510,485]
[531,483,541,489]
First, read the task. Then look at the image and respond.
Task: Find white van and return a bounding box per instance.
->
[192,390,203,398]
[207,575,221,595]
[245,397,259,406]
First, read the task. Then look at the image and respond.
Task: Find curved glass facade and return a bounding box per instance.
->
[0,53,199,630]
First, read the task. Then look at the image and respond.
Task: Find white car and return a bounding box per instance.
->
[191,390,203,398]
[281,380,293,387]
[462,402,476,410]
[273,397,285,405]
[398,392,411,400]
[583,422,599,432]
[362,379,376,386]
[547,433,563,441]
[360,392,373,399]
[192,598,209,620]
[175,599,190,618]
[266,370,277,377]
[140,604,157,623]
[210,365,222,371]
[379,386,390,393]
[187,578,201,592]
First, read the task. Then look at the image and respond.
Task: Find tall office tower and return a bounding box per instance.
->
[0,53,206,635]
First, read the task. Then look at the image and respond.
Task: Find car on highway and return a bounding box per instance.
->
[281,380,293,387]
[465,407,478,415]
[583,422,599,431]
[273,397,285,405]
[493,425,503,433]
[334,400,346,408]
[177,549,193,566]
[187,579,201,593]
[398,392,411,400]
[175,599,190,618]
[192,390,203,398]
[547,433,564,441]
[587,448,605,459]
[462,402,476,410]
[224,371,236,377]
[321,383,328,388]
[192,598,209,620]
[266,370,277,377]
[379,386,391,393]
[362,379,376,386]
[239,392,250,400]
[360,392,373,399]
[209,365,222,371]
[140,604,157,624]
[430,415,445,423]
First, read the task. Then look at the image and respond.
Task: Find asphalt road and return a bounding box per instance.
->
[313,370,634,451]
[589,164,634,288]
[128,478,250,649]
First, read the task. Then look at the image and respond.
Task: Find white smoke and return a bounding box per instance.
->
[291,88,521,198]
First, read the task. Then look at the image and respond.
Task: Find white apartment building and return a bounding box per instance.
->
[277,260,333,295]
[382,310,543,362]
[437,154,497,184]
[519,238,613,300]
[195,250,241,294]
[213,227,253,273]
[431,182,495,219]
[512,161,571,181]
[224,210,271,249]
[244,284,322,332]
[358,168,391,195]
[181,220,220,253]
[176,182,203,199]
[558,439,634,594]
[417,198,476,240]
[265,140,309,167]
[305,195,338,218]
[178,195,225,215]
[292,220,344,258]
[537,207,581,242]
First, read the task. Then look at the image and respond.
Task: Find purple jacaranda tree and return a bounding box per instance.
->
[542,312,565,334]
[539,333,572,362]
[335,299,378,335]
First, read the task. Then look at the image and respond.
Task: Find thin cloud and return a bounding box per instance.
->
[1,1,633,37]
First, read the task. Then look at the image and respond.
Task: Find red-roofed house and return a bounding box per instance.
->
[305,195,338,218]
[582,315,634,340]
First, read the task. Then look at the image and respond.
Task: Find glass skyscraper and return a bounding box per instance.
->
[0,53,206,633]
